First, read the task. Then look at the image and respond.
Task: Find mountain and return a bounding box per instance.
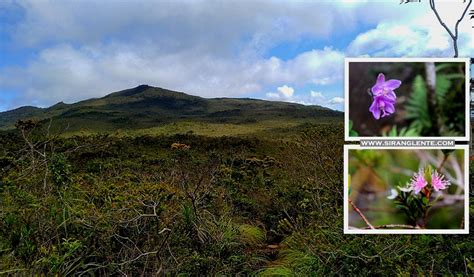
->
[0,85,342,132]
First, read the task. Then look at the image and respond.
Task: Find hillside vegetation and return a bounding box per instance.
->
[0,85,341,133]
[0,87,472,275]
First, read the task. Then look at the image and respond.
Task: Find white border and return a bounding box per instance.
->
[343,144,469,234]
[344,57,470,142]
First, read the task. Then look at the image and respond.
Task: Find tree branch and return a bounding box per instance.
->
[429,0,472,57]
[349,198,374,229]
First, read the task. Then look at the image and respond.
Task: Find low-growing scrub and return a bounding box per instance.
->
[0,122,472,275]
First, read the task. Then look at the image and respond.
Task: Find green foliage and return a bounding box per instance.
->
[348,120,358,137]
[405,63,465,136]
[35,239,83,275]
[0,85,341,132]
[0,120,472,275]
[405,75,431,134]
[238,224,265,246]
[49,153,72,188]
[393,190,428,225]
[382,125,419,137]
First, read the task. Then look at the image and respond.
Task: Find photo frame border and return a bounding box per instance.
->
[344,57,470,141]
[343,144,470,235]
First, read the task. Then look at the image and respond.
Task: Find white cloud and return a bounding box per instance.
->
[277,85,294,98]
[265,92,280,99]
[310,91,324,98]
[329,97,345,104]
[346,22,465,57]
[264,88,344,111]
[265,85,294,100]
[0,1,469,111]
[10,1,418,48]
[347,2,473,57]
[0,43,345,108]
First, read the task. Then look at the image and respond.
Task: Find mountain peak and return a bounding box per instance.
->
[135,84,152,90]
[0,85,342,131]
[111,84,154,97]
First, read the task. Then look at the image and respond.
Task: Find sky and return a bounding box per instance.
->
[0,0,472,112]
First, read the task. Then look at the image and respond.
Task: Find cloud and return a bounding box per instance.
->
[264,88,344,111]
[0,1,468,111]
[346,2,473,57]
[277,85,294,98]
[329,97,345,104]
[0,42,345,108]
[1,1,358,109]
[265,92,280,99]
[8,1,418,48]
[266,85,294,100]
[310,91,324,98]
[346,22,454,57]
[8,1,351,48]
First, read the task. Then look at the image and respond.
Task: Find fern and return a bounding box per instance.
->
[435,74,451,106]
[405,75,431,134]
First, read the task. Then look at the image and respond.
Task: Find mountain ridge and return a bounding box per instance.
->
[0,85,342,132]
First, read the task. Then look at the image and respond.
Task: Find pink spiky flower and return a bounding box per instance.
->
[431,171,450,192]
[410,169,428,194]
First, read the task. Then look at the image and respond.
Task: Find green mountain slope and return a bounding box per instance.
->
[0,85,342,132]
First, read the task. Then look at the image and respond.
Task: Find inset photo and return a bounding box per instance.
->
[345,58,469,141]
[344,145,469,234]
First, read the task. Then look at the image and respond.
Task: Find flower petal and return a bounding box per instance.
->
[399,184,413,192]
[385,79,402,90]
[376,73,385,85]
[370,102,381,119]
[371,73,386,95]
[387,189,398,200]
[385,91,397,101]
[371,85,383,95]
[385,102,395,114]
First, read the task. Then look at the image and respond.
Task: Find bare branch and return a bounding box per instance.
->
[429,0,472,57]
[349,198,374,229]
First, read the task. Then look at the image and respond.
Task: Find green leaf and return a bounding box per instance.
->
[405,75,431,134]
[443,73,465,80]
[435,74,451,106]
[349,120,358,137]
[435,63,457,72]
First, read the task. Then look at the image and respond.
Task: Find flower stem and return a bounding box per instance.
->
[437,153,449,172]
[363,224,419,229]
[349,198,374,229]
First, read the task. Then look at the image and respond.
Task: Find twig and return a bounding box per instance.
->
[348,198,374,229]
[116,228,172,267]
[436,152,449,172]
[362,224,420,229]
[429,0,472,57]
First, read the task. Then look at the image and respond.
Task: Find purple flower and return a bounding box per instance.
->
[371,73,402,97]
[369,73,401,120]
[369,95,396,120]
[410,169,428,194]
[431,171,450,192]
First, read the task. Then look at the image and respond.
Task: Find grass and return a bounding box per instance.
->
[62,119,336,138]
[0,109,472,275]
